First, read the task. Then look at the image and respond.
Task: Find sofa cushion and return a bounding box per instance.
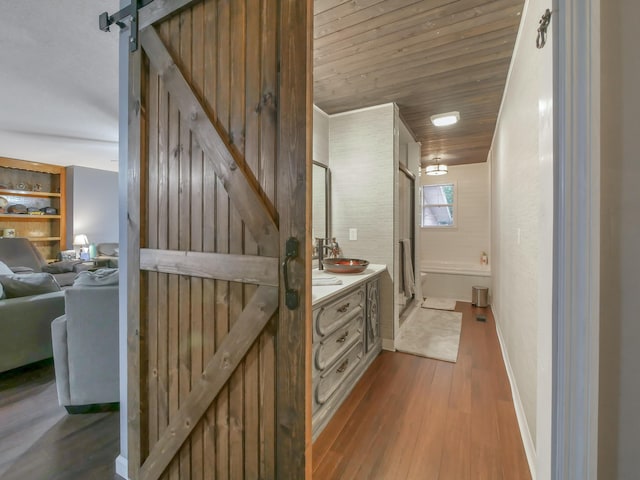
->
[73,268,119,287]
[0,281,4,300]
[0,260,13,275]
[0,273,61,298]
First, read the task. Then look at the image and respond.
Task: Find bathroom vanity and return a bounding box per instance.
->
[311,264,386,439]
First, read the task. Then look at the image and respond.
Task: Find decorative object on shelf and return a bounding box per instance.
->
[481,251,488,265]
[2,228,16,238]
[0,196,7,213]
[7,204,28,214]
[39,206,58,215]
[73,234,89,259]
[32,183,43,192]
[27,207,42,215]
[16,182,27,190]
[424,157,448,176]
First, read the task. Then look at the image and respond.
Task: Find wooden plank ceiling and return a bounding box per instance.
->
[313,0,525,166]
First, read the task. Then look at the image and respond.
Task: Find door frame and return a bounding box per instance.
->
[552,0,600,478]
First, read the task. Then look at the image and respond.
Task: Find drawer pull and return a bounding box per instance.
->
[336,359,349,373]
[336,331,349,343]
[337,302,350,313]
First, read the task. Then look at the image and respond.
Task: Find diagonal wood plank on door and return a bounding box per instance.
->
[140,26,279,258]
[139,285,279,480]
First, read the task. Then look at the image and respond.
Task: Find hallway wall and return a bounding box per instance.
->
[489,0,553,474]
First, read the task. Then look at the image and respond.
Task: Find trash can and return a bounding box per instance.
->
[472,286,489,307]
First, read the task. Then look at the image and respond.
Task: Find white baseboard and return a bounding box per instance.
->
[493,313,537,480]
[115,455,129,479]
[382,338,395,351]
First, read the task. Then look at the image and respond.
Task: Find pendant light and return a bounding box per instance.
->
[425,157,448,176]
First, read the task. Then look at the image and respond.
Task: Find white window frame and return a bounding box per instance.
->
[420,181,457,228]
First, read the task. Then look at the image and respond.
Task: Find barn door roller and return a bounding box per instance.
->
[99,0,155,52]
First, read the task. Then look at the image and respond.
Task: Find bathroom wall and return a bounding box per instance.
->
[419,162,491,269]
[329,103,396,343]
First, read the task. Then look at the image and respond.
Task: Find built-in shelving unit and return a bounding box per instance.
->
[0,157,67,260]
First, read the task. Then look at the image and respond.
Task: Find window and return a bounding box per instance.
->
[421,183,455,227]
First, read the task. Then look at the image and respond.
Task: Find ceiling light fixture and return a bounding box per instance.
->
[430,111,460,127]
[425,157,448,176]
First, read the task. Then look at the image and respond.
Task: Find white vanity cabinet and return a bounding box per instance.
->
[311,268,384,440]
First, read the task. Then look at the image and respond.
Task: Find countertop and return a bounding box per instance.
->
[312,264,387,306]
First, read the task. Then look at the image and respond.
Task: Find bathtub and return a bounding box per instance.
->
[420,262,491,304]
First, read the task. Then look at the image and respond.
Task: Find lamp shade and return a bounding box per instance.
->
[73,234,89,246]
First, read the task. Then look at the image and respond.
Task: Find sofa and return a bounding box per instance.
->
[0,261,65,372]
[51,269,119,411]
[0,237,89,287]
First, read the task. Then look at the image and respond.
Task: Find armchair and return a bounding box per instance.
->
[51,280,119,412]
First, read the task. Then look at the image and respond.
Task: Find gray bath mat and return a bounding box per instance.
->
[396,309,462,363]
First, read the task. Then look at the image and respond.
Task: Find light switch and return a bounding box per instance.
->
[349,228,358,240]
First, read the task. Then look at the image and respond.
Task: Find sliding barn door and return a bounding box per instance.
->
[125,1,312,479]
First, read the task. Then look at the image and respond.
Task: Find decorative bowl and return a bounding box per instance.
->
[322,258,369,274]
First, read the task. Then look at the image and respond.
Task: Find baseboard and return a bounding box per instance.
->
[115,455,129,479]
[382,338,395,351]
[493,312,537,480]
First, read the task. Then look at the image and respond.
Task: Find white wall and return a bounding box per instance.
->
[313,105,330,167]
[490,0,553,474]
[599,0,640,477]
[65,165,119,248]
[420,162,490,269]
[329,104,396,342]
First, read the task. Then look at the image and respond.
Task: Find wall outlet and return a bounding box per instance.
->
[349,228,358,240]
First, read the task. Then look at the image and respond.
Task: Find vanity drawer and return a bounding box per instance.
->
[314,287,365,340]
[314,312,363,372]
[315,340,364,408]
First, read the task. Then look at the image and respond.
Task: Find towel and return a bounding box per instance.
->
[312,276,343,286]
[400,239,415,297]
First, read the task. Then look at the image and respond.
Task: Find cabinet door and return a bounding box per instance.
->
[366,278,380,352]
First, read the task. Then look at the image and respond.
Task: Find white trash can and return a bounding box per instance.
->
[472,286,489,307]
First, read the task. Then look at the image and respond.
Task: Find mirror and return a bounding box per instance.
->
[312,161,331,254]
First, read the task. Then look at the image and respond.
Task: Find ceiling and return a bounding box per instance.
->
[0,0,524,172]
[313,0,525,166]
[0,0,119,172]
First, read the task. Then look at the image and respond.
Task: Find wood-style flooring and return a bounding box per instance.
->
[312,302,532,480]
[0,360,121,480]
[0,302,529,479]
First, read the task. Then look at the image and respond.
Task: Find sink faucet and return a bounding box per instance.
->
[316,237,336,270]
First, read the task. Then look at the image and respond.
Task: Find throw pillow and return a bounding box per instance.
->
[73,268,119,286]
[42,260,81,274]
[10,266,35,274]
[0,260,13,276]
[0,273,61,299]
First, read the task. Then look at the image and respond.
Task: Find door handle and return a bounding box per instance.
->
[282,237,299,310]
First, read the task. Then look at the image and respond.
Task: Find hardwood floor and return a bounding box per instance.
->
[312,302,532,480]
[0,360,122,480]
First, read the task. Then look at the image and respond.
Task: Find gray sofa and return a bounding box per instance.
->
[0,237,88,286]
[51,270,119,411]
[0,289,65,372]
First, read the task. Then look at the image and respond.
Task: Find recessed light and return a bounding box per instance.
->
[430,111,460,127]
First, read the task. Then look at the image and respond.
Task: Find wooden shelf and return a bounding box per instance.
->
[0,214,61,219]
[27,236,61,242]
[0,188,61,198]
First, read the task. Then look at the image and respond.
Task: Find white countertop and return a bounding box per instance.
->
[312,264,387,306]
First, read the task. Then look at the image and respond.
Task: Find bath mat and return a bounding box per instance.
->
[421,297,457,311]
[395,309,462,363]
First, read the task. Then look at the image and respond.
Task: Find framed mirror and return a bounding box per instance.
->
[312,161,331,257]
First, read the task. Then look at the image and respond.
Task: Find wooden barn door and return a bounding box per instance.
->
[125,1,311,479]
